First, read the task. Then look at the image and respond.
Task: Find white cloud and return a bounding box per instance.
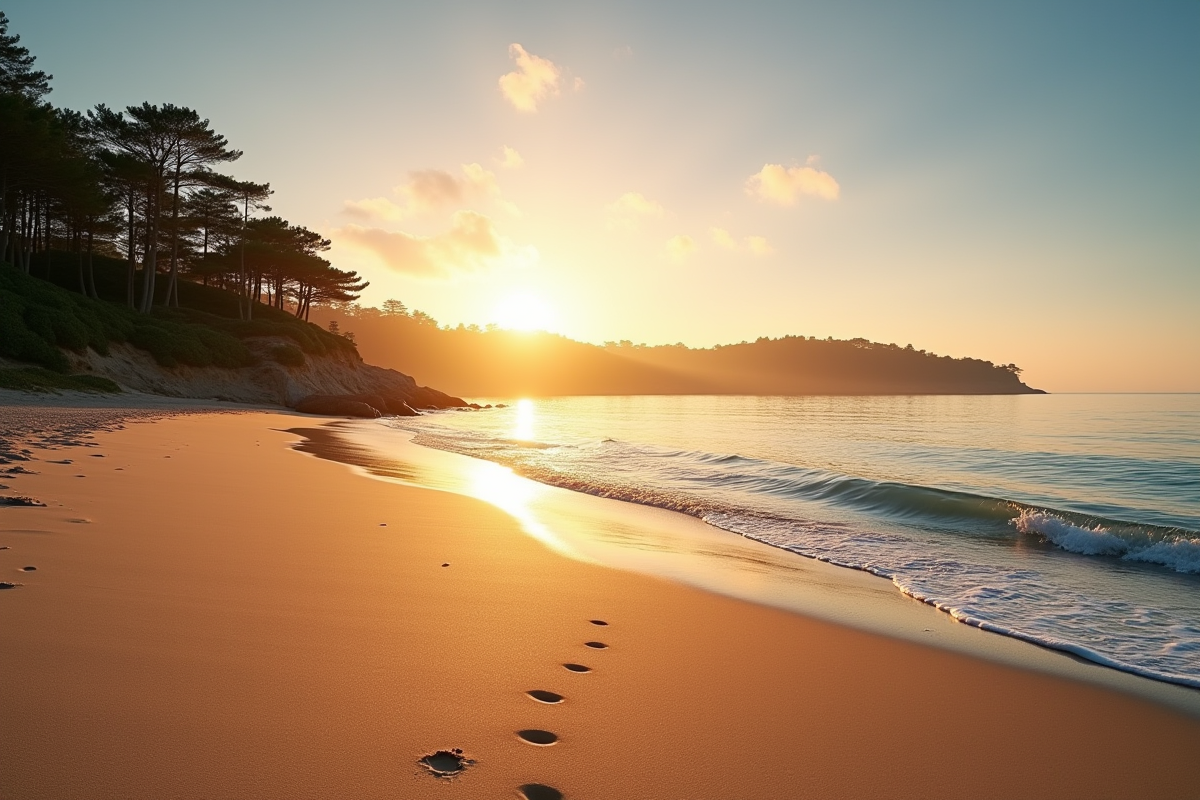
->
[343,197,406,222]
[606,191,664,230]
[746,160,840,205]
[342,163,512,221]
[746,235,774,256]
[613,45,633,60]
[710,227,737,249]
[666,234,697,262]
[497,145,524,169]
[334,211,536,279]
[573,76,586,92]
[498,44,562,112]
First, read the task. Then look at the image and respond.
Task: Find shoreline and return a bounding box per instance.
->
[321,418,1200,717]
[3,403,1200,798]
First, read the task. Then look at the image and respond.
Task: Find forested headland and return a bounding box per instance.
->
[310,303,1044,397]
[0,11,373,390]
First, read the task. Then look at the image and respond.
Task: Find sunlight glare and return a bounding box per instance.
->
[513,398,535,440]
[492,292,553,331]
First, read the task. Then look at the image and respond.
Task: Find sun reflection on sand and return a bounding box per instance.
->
[464,457,590,561]
[513,398,535,440]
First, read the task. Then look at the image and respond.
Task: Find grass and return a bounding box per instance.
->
[0,367,122,393]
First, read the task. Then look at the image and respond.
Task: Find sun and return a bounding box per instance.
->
[492,292,554,331]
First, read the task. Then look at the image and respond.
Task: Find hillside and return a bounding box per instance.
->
[1,254,465,412]
[308,306,1043,397]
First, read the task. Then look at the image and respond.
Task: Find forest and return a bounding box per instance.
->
[0,12,366,322]
[309,303,1043,397]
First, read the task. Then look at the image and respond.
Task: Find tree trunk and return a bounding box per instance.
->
[166,168,182,308]
[86,228,98,299]
[126,191,137,308]
[139,187,157,314]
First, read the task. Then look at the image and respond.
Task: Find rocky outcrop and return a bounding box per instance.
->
[63,336,467,415]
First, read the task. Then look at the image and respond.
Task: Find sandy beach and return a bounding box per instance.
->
[3,404,1200,800]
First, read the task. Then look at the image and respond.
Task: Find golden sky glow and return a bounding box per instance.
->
[21,2,1199,391]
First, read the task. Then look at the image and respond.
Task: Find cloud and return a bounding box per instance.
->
[499,44,561,112]
[746,235,774,256]
[343,197,406,222]
[342,163,511,221]
[497,145,524,169]
[710,227,737,250]
[606,191,664,230]
[608,192,664,218]
[709,226,774,255]
[613,45,633,60]
[666,234,697,262]
[746,160,840,204]
[334,211,536,279]
[573,76,586,92]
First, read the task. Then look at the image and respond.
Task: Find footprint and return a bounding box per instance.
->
[518,784,563,800]
[527,690,564,704]
[562,663,591,673]
[20,566,36,572]
[0,581,16,589]
[589,619,608,626]
[517,729,558,746]
[584,642,608,649]
[418,748,472,777]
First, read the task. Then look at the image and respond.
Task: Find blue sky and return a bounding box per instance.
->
[7,1,1199,390]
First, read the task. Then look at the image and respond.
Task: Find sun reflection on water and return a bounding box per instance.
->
[513,398,535,440]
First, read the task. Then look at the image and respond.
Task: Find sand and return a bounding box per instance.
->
[2,408,1199,799]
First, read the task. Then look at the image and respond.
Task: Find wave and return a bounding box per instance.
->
[1013,509,1200,573]
[408,424,1200,575]
[386,417,1200,687]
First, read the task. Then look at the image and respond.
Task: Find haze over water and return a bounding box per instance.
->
[388,394,1200,687]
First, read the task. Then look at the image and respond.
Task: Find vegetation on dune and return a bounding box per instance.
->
[0,366,121,393]
[0,12,363,378]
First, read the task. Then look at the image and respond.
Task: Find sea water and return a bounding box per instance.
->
[384,394,1200,687]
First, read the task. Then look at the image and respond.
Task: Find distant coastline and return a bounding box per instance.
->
[310,304,1045,398]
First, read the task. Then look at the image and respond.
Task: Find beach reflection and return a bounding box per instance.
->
[463,456,588,560]
[513,398,535,440]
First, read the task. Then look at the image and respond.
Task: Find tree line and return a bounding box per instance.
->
[0,12,366,321]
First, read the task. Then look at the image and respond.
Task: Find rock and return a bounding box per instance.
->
[294,395,382,418]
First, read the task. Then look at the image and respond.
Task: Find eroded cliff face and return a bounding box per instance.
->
[61,336,466,412]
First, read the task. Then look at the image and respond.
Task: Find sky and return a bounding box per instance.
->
[8,0,1199,391]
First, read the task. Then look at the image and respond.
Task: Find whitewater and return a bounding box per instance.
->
[385,394,1200,688]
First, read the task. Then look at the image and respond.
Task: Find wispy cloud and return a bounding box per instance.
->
[497,145,524,169]
[607,191,664,230]
[334,212,536,279]
[710,227,738,249]
[746,235,774,255]
[746,158,840,204]
[710,226,773,255]
[666,234,697,262]
[342,163,512,221]
[499,44,562,112]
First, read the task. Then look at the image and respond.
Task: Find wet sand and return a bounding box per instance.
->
[2,409,1199,799]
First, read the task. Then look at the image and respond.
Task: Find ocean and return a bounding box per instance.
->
[382,394,1200,688]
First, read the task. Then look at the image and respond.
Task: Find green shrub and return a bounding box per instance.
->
[271,344,305,366]
[0,367,122,393]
